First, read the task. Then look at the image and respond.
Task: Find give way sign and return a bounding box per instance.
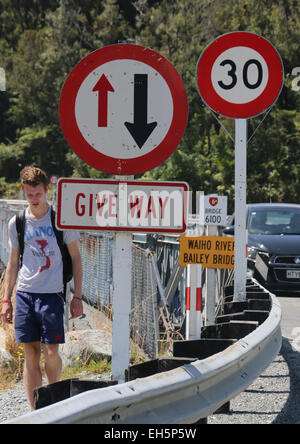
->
[59,44,188,175]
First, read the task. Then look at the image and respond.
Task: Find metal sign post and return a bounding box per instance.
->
[234,119,247,301]
[49,174,59,208]
[111,231,132,382]
[185,263,203,339]
[205,224,218,324]
[199,194,228,318]
[111,178,133,382]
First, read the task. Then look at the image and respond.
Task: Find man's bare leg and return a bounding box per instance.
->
[23,342,42,410]
[43,344,62,384]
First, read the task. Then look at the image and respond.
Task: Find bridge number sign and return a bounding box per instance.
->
[196,32,284,118]
[59,44,188,175]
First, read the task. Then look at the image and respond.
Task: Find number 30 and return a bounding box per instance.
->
[218,59,263,90]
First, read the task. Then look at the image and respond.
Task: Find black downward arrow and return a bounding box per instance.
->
[125,74,157,149]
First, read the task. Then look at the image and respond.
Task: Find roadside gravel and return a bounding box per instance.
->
[1,337,299,424]
[0,380,30,423]
[209,337,300,424]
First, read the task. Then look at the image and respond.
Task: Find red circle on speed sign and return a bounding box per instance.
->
[59,44,188,175]
[196,32,284,118]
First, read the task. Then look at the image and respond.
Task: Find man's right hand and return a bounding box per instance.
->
[1,301,13,324]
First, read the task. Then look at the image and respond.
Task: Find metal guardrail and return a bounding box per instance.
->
[4,288,281,424]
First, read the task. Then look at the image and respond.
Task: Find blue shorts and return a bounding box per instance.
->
[14,291,65,344]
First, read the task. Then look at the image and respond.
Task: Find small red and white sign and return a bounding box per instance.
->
[59,44,188,175]
[209,196,218,207]
[49,175,59,185]
[56,178,188,233]
[196,32,284,118]
[199,194,228,226]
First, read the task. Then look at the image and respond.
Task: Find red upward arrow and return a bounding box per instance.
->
[92,74,114,127]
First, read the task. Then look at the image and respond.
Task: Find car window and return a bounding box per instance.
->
[248,209,300,235]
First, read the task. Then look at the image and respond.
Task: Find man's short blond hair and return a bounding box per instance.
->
[20,166,49,189]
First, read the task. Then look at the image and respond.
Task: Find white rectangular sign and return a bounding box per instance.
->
[199,194,228,226]
[57,178,188,233]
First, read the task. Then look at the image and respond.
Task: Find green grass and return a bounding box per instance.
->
[61,358,111,380]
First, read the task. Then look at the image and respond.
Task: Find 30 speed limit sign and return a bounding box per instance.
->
[196,32,284,118]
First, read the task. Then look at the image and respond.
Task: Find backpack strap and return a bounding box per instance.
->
[50,206,70,300]
[15,209,26,266]
[50,206,64,254]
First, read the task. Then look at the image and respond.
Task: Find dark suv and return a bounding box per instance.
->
[223,203,300,294]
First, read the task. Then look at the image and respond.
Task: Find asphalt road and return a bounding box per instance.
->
[209,292,300,424]
[277,294,300,343]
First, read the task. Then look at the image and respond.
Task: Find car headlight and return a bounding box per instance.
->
[247,246,259,261]
[247,248,271,262]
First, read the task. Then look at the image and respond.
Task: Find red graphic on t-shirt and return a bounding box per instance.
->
[36,240,51,272]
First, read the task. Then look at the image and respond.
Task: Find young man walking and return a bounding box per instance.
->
[1,166,83,410]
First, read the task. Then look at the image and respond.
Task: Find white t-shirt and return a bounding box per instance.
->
[8,207,80,293]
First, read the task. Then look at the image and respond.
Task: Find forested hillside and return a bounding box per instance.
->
[0,0,299,207]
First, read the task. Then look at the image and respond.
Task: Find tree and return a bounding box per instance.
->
[0,0,298,205]
[137,0,300,205]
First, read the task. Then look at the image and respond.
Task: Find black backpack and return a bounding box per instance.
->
[15,206,73,286]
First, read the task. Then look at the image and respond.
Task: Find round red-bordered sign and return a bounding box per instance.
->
[196,32,284,118]
[49,174,59,185]
[59,44,188,175]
